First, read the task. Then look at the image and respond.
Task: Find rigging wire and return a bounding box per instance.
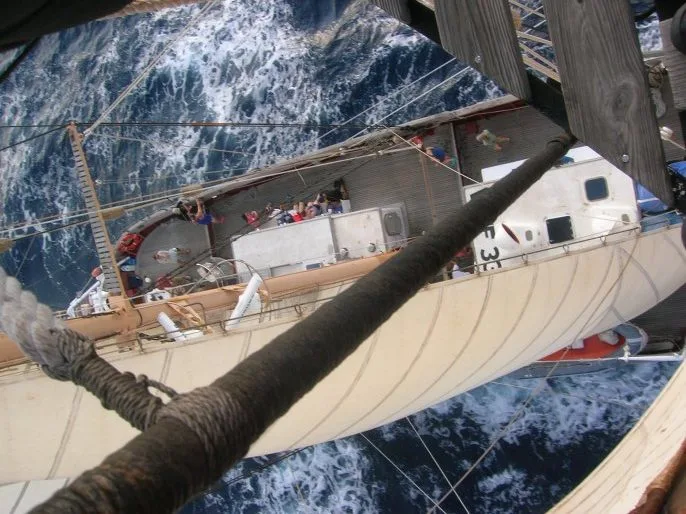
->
[350,67,473,140]
[490,381,633,408]
[0,143,396,234]
[360,433,449,514]
[0,124,66,153]
[428,235,642,514]
[316,57,459,142]
[0,124,67,128]
[13,236,36,275]
[0,196,174,236]
[83,0,220,138]
[82,121,383,129]
[1,56,474,232]
[89,133,255,157]
[382,123,481,185]
[8,219,90,242]
[406,417,471,514]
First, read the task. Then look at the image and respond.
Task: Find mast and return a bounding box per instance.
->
[66,123,127,298]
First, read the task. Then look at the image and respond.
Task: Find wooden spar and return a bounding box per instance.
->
[0,253,394,365]
[508,0,544,20]
[519,43,560,82]
[522,54,560,83]
[542,0,672,205]
[660,18,686,111]
[371,1,674,205]
[67,124,128,297]
[370,0,411,23]
[434,0,531,101]
[103,0,210,19]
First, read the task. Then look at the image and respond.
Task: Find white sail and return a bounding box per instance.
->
[550,360,686,513]
[0,224,684,486]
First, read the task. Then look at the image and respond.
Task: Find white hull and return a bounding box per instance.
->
[1,224,685,487]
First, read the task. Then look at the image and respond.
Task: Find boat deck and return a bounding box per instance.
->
[131,94,685,285]
[135,219,211,283]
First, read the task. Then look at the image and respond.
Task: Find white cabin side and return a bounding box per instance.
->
[464,147,641,271]
[231,204,409,280]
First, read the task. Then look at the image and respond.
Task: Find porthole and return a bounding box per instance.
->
[585,177,609,201]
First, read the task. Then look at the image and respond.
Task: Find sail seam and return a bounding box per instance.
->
[484,254,580,381]
[618,246,660,303]
[47,387,83,479]
[9,481,29,514]
[335,286,445,438]
[377,275,494,426]
[159,349,174,384]
[288,330,382,449]
[437,264,540,401]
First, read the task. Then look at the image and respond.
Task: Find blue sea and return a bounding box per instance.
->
[0,1,677,512]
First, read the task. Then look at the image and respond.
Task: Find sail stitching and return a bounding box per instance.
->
[483,254,580,381]
[288,330,381,449]
[333,286,445,438]
[436,264,540,402]
[377,276,494,426]
[47,387,83,479]
[429,232,642,513]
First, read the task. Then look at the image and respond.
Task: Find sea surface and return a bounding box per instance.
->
[0,1,677,512]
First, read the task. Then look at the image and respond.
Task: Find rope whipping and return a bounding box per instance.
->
[24,133,575,513]
[0,267,175,430]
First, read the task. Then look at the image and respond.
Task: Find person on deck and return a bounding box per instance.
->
[192,198,225,225]
[320,178,349,214]
[425,146,449,163]
[241,210,260,227]
[304,201,322,219]
[476,129,510,151]
[153,247,192,264]
[172,199,197,222]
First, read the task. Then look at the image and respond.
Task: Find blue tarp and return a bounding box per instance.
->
[635,161,686,214]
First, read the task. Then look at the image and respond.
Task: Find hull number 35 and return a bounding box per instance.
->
[480,225,502,271]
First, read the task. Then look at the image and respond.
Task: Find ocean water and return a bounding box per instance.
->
[0,1,677,512]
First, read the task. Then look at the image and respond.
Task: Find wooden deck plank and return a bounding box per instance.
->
[434,0,531,100]
[543,0,672,204]
[660,19,686,111]
[370,0,411,23]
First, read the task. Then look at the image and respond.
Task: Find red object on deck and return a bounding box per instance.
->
[540,334,626,362]
[117,232,144,256]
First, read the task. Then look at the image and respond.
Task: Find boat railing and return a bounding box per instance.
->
[81,217,684,336]
[466,212,681,273]
[3,215,682,377]
[51,214,681,321]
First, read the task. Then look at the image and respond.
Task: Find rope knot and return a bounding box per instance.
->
[157,385,257,473]
[41,328,96,381]
[136,373,179,400]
